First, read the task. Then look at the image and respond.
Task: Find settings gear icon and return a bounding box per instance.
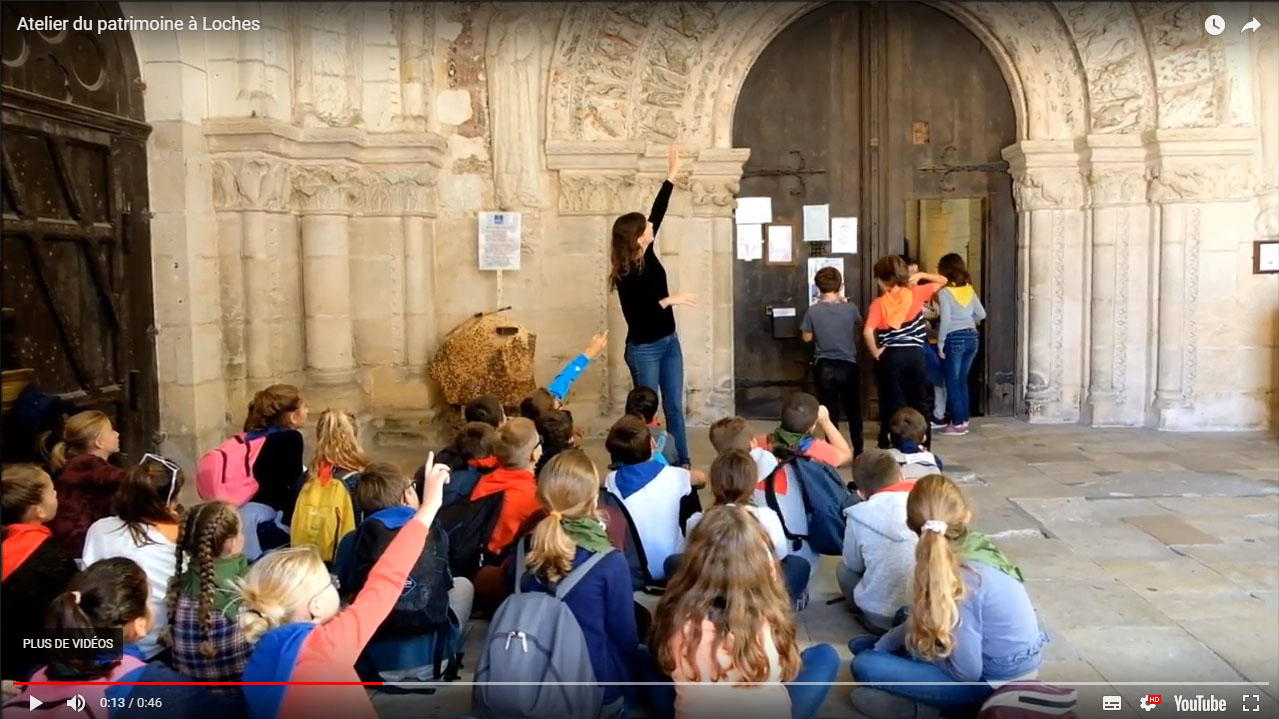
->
[1140,695,1159,711]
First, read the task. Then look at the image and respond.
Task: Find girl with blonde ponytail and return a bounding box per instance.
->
[515,449,639,717]
[849,474,1047,717]
[45,410,125,557]
[291,409,366,559]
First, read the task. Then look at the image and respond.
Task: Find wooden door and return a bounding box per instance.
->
[732,2,1017,420]
[1,2,159,460]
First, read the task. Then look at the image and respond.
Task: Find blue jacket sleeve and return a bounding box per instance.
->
[547,354,591,402]
[602,552,641,667]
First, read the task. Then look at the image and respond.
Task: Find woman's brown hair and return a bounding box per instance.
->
[243,384,303,433]
[161,501,241,656]
[47,557,150,678]
[905,474,971,660]
[609,212,648,290]
[651,504,801,683]
[938,253,971,287]
[526,450,602,584]
[708,449,757,506]
[46,411,112,471]
[873,255,910,287]
[115,456,184,546]
[1,464,51,525]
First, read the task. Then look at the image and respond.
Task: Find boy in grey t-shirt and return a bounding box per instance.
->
[801,266,864,456]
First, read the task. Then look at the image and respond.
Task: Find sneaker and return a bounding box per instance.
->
[794,589,810,612]
[930,417,949,430]
[940,423,969,436]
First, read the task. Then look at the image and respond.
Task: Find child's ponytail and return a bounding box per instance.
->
[47,558,150,678]
[45,411,111,471]
[235,546,329,644]
[904,474,970,660]
[525,450,601,584]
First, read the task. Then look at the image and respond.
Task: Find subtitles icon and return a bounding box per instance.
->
[1103,696,1123,711]
[1141,694,1162,711]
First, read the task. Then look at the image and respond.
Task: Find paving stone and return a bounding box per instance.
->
[1169,538,1279,563]
[999,538,1107,581]
[1073,471,1279,500]
[1044,523,1181,561]
[1061,626,1246,683]
[1013,496,1171,525]
[1134,590,1272,623]
[1025,578,1177,629]
[1097,558,1242,597]
[1182,516,1279,541]
[1189,560,1279,593]
[1124,514,1223,545]
[1153,495,1279,516]
[1179,617,1279,693]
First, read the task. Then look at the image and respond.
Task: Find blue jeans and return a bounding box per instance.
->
[850,636,993,715]
[641,644,839,719]
[942,330,979,425]
[625,333,689,465]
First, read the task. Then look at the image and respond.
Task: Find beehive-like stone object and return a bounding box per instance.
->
[429,311,537,408]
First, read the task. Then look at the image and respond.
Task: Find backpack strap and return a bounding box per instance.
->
[604,490,657,589]
[512,535,528,594]
[763,461,802,545]
[553,549,613,599]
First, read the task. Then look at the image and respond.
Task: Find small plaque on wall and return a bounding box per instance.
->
[912,121,930,145]
[1256,240,1279,274]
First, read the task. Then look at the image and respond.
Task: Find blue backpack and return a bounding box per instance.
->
[763,447,857,555]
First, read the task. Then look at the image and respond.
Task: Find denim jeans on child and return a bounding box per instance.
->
[849,635,994,715]
[624,333,690,465]
[942,329,979,425]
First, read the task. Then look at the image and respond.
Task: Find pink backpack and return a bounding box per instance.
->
[195,434,265,507]
[1,656,146,719]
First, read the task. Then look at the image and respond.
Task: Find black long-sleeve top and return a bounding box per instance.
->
[616,181,676,345]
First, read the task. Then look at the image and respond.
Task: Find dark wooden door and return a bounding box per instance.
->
[1,2,159,460]
[732,2,1017,420]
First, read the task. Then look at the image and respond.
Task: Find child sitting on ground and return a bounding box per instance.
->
[603,415,694,583]
[236,459,451,719]
[162,501,250,701]
[45,410,125,558]
[419,422,498,508]
[463,394,506,429]
[1,558,235,719]
[669,450,810,606]
[625,386,679,466]
[849,474,1046,718]
[837,450,917,635]
[1,465,77,682]
[292,410,366,561]
[350,463,472,681]
[469,418,543,615]
[534,409,578,475]
[650,505,839,719]
[887,408,943,480]
[709,416,779,482]
[520,330,611,425]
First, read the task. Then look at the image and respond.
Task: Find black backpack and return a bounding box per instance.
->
[437,490,506,580]
[353,507,453,637]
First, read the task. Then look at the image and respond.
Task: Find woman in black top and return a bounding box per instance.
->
[608,147,695,466]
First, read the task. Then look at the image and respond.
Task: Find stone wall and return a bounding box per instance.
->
[120,2,1279,470]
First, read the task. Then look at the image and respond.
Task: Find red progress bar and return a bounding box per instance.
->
[16,682,383,686]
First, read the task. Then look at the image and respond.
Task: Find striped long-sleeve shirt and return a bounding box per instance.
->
[866,284,940,348]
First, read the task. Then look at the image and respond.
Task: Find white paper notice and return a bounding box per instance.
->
[808,257,845,304]
[831,216,858,254]
[803,203,830,241]
[1260,242,1279,272]
[767,225,793,264]
[736,197,773,225]
[478,211,521,271]
[736,223,763,261]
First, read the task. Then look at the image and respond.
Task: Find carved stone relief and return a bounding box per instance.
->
[1134,2,1223,128]
[1056,2,1155,133]
[396,2,431,132]
[488,11,549,209]
[361,168,435,215]
[292,164,361,213]
[1013,168,1087,210]
[1148,163,1253,202]
[293,2,364,128]
[689,178,740,210]
[212,158,293,212]
[1088,168,1151,206]
[558,173,637,215]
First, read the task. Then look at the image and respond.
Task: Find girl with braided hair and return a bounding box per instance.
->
[162,501,249,701]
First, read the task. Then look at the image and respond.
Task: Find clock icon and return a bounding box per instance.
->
[1205,14,1226,35]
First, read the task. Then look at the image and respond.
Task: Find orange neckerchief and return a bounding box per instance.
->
[469,456,499,470]
[2,524,51,581]
[874,481,916,494]
[879,287,914,329]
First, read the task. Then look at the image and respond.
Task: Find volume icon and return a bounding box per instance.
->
[66,695,86,712]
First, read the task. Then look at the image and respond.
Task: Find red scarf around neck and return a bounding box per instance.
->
[2,523,52,581]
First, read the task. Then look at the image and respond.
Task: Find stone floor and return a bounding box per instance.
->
[373,418,1279,718]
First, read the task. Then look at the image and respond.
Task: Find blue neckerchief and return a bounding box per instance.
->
[611,460,666,499]
[894,440,923,454]
[244,424,290,442]
[122,644,148,660]
[367,504,414,531]
[242,623,315,719]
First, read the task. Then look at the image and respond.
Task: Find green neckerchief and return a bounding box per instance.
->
[958,531,1024,583]
[560,516,612,554]
[180,553,249,620]
[771,427,809,451]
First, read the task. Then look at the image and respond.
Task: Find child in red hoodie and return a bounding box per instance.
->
[237,456,452,719]
[47,410,125,557]
[470,417,542,615]
[1,464,77,681]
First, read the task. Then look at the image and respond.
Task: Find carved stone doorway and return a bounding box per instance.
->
[1,1,159,459]
[731,1,1017,421]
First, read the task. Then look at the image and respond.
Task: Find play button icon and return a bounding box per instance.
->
[28,695,42,711]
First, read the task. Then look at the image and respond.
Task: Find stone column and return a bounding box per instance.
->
[1149,132,1255,429]
[1004,141,1088,423]
[1083,136,1151,426]
[293,164,360,386]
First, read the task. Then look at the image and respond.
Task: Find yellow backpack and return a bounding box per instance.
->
[291,465,357,561]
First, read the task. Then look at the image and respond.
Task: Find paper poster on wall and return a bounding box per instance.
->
[831,216,858,254]
[767,225,794,264]
[802,203,830,241]
[807,257,844,304]
[478,211,522,271]
[736,223,763,261]
[736,197,773,225]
